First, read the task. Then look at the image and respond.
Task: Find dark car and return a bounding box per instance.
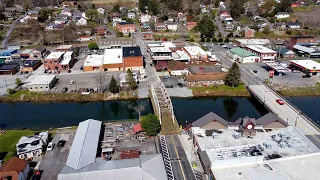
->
[253,70,257,73]
[57,140,66,147]
[150,63,153,66]
[67,69,71,73]
[178,83,183,87]
[62,87,68,93]
[302,74,311,78]
[80,65,84,71]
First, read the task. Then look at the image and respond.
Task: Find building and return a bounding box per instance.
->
[275,12,290,19]
[150,47,173,61]
[166,21,178,31]
[0,61,19,75]
[62,1,77,6]
[43,52,65,71]
[287,21,301,29]
[45,23,63,31]
[167,61,189,76]
[76,17,87,26]
[65,119,102,170]
[21,60,42,73]
[186,73,227,86]
[97,7,105,15]
[287,36,316,48]
[156,22,167,31]
[133,123,144,134]
[16,132,48,159]
[233,39,271,47]
[292,44,320,57]
[186,22,197,31]
[123,46,143,71]
[0,49,18,62]
[245,45,277,61]
[112,17,122,23]
[116,22,136,35]
[119,72,138,87]
[127,12,136,19]
[28,75,57,92]
[102,48,123,71]
[83,55,104,72]
[19,14,38,23]
[56,45,73,52]
[275,47,295,58]
[243,26,255,38]
[142,32,154,40]
[61,51,74,70]
[139,14,151,23]
[120,150,140,159]
[97,38,136,49]
[290,60,320,75]
[229,47,260,63]
[183,46,208,61]
[20,49,33,59]
[30,46,46,59]
[0,157,30,180]
[95,27,108,36]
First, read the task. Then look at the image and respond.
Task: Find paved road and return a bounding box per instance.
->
[261,17,274,30]
[166,135,196,180]
[1,15,24,48]
[214,15,228,37]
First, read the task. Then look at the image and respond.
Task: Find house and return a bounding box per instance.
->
[0,61,20,75]
[186,73,227,87]
[30,47,46,59]
[19,14,38,23]
[16,132,48,159]
[28,75,57,92]
[167,61,189,76]
[225,23,234,31]
[21,60,42,73]
[97,7,105,15]
[156,22,167,31]
[275,12,290,19]
[142,32,153,40]
[4,7,17,16]
[26,9,40,15]
[139,14,151,23]
[291,3,299,7]
[127,12,136,19]
[255,112,288,129]
[0,157,30,180]
[287,21,301,29]
[112,17,122,23]
[45,23,62,30]
[183,46,208,61]
[76,17,87,26]
[116,22,136,35]
[166,21,178,31]
[119,72,138,87]
[275,47,295,58]
[142,22,151,30]
[54,18,67,24]
[186,22,197,31]
[243,26,255,38]
[192,112,229,130]
[220,12,230,19]
[133,123,144,134]
[95,27,108,36]
[123,46,143,71]
[61,9,72,17]
[229,47,260,63]
[43,52,65,71]
[245,45,277,61]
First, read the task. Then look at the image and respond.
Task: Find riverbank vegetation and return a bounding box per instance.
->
[278,86,320,96]
[191,85,250,97]
[0,90,138,103]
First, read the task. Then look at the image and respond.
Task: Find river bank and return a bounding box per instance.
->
[277,87,320,97]
[190,85,250,97]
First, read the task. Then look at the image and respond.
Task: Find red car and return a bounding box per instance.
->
[276,99,284,105]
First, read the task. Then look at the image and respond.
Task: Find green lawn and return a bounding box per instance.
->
[7,90,40,99]
[190,84,250,97]
[0,130,36,161]
[191,84,247,91]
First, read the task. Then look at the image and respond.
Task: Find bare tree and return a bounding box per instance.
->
[129,103,146,120]
[95,71,107,93]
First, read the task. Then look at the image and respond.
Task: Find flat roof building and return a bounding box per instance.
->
[0,157,30,180]
[102,48,123,71]
[183,46,208,61]
[245,45,277,61]
[16,132,48,159]
[234,39,271,47]
[123,46,143,71]
[28,75,56,92]
[83,55,104,72]
[229,47,260,63]
[290,60,320,75]
[56,45,73,52]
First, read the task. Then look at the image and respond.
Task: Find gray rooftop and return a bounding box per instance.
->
[256,112,288,126]
[59,154,167,180]
[192,112,228,127]
[28,75,56,85]
[65,119,102,170]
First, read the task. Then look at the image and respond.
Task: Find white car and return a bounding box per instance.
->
[47,142,55,151]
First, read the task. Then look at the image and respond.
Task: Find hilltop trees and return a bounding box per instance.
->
[225,62,241,87]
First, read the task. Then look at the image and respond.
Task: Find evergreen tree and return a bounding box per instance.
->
[109,76,119,94]
[126,69,138,90]
[206,37,211,42]
[225,62,241,87]
[212,37,217,42]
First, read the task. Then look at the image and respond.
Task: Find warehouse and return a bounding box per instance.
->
[28,75,57,92]
[229,47,260,63]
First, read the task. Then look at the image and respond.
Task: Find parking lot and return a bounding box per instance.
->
[39,128,76,180]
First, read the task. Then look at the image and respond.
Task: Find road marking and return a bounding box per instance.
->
[170,135,186,180]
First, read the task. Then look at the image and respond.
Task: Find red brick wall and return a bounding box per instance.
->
[124,56,143,68]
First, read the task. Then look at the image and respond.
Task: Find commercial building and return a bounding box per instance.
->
[43,52,65,71]
[60,51,74,70]
[245,45,277,61]
[20,49,33,59]
[21,60,42,73]
[102,48,123,71]
[183,46,208,61]
[150,47,173,61]
[123,46,143,71]
[28,75,57,92]
[292,44,320,58]
[0,61,20,75]
[233,39,271,47]
[16,132,48,159]
[275,47,295,59]
[97,38,136,49]
[186,73,227,87]
[167,61,189,76]
[116,22,136,35]
[142,32,154,40]
[56,45,73,52]
[290,60,320,75]
[30,46,46,59]
[0,49,18,62]
[83,55,104,72]
[229,47,260,63]
[0,157,30,180]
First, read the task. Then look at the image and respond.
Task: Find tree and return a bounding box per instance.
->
[218,38,223,42]
[140,114,161,136]
[200,37,205,42]
[197,15,215,37]
[38,8,51,22]
[7,88,14,94]
[126,18,134,23]
[224,38,230,43]
[206,37,211,42]
[88,42,99,50]
[218,32,222,37]
[214,0,220,7]
[139,0,148,13]
[274,0,292,14]
[164,0,182,11]
[263,26,270,35]
[112,4,120,12]
[116,31,124,37]
[96,72,107,92]
[227,32,233,38]
[86,9,98,20]
[109,76,119,94]
[212,37,217,42]
[230,0,245,19]
[0,13,6,21]
[126,69,138,90]
[225,62,241,87]
[15,78,22,86]
[129,103,146,120]
[128,32,132,37]
[190,38,195,42]
[148,0,159,15]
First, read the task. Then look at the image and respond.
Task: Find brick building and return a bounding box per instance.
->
[116,22,136,35]
[123,46,143,71]
[43,52,64,71]
[287,36,316,48]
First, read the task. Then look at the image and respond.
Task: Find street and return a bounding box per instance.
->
[1,15,24,48]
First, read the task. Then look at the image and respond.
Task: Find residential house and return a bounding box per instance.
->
[291,3,299,7]
[142,32,153,40]
[43,52,65,71]
[61,9,72,17]
[220,12,233,22]
[16,132,48,159]
[243,26,255,38]
[156,22,167,31]
[0,49,18,62]
[225,23,234,31]
[275,12,290,19]
[186,22,197,31]
[46,23,63,30]
[26,9,40,16]
[116,22,136,35]
[54,17,67,24]
[127,12,136,19]
[97,7,106,15]
[177,12,187,23]
[0,157,30,180]
[20,49,33,59]
[110,12,120,18]
[245,45,277,61]
[139,14,151,23]
[19,14,38,23]
[112,17,122,23]
[21,60,42,73]
[142,22,151,30]
[166,21,178,31]
[76,17,87,26]
[167,61,189,76]
[229,47,260,63]
[287,21,301,29]
[95,27,108,36]
[275,47,295,58]
[186,73,227,87]
[123,46,143,71]
[62,1,78,6]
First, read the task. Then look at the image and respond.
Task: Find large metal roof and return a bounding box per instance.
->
[66,119,102,170]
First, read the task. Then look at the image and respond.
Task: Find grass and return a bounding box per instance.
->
[7,90,39,98]
[0,130,36,161]
[292,5,320,12]
[278,86,320,96]
[190,84,250,97]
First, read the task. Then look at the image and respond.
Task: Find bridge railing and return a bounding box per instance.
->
[151,83,162,124]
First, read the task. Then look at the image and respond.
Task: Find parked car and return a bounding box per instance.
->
[62,87,68,93]
[47,142,55,151]
[302,74,311,78]
[70,80,74,85]
[57,140,66,147]
[276,99,284,105]
[253,70,257,73]
[178,83,183,87]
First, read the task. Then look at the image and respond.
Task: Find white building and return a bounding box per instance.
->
[112,17,122,23]
[183,46,208,60]
[97,7,105,15]
[234,39,271,47]
[28,75,57,92]
[76,17,87,26]
[103,48,123,71]
[166,22,178,31]
[19,15,38,23]
[127,12,136,19]
[16,132,48,159]
[61,10,72,17]
[83,55,104,71]
[246,45,277,61]
[139,14,151,23]
[275,12,290,19]
[229,47,260,63]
